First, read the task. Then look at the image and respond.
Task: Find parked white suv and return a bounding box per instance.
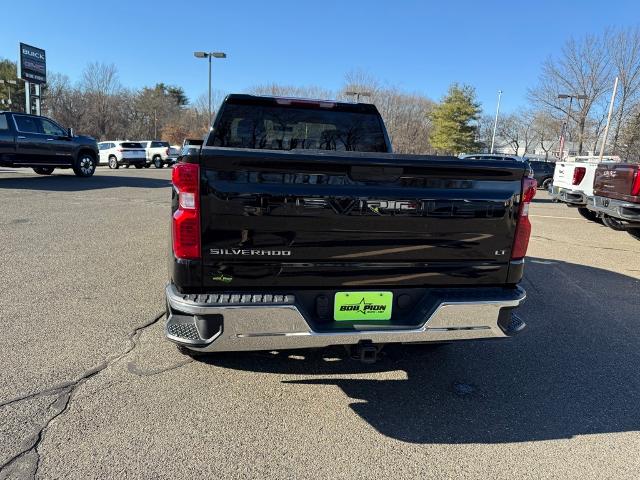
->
[138,141,173,168]
[98,141,147,169]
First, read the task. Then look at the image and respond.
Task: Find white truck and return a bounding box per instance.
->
[550,156,619,221]
[137,140,174,168]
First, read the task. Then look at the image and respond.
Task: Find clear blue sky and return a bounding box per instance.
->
[2,0,638,113]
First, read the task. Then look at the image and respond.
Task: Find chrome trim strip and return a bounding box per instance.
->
[165,284,526,352]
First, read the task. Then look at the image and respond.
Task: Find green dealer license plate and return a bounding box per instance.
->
[334,291,393,321]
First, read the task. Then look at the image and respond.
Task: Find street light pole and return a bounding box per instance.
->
[558,93,587,159]
[490,90,502,154]
[208,54,212,125]
[194,51,227,126]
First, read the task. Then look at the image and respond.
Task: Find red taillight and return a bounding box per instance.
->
[631,168,640,196]
[172,162,200,259]
[511,177,537,260]
[572,166,586,185]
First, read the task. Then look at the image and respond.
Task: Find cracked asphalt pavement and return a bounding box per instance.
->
[1,167,639,479]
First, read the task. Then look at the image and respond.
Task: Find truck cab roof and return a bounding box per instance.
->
[223,94,379,114]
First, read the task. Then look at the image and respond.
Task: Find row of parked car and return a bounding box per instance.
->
[97,141,180,169]
[550,156,640,241]
[461,154,555,189]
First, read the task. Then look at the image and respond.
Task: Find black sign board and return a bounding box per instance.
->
[18,43,46,84]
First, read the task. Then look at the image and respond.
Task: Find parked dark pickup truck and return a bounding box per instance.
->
[166,94,536,359]
[589,162,640,240]
[0,111,98,176]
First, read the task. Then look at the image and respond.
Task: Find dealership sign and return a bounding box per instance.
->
[18,43,46,84]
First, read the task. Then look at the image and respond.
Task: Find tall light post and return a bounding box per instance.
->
[194,51,227,126]
[558,93,587,159]
[490,90,502,154]
[0,80,17,111]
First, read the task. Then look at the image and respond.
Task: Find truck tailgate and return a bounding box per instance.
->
[198,148,527,288]
[553,161,577,190]
[594,163,640,203]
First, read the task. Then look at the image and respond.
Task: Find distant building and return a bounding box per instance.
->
[495,141,595,159]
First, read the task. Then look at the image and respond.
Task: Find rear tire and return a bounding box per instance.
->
[108,156,119,169]
[602,215,628,231]
[542,178,553,191]
[125,164,130,169]
[33,167,54,175]
[73,152,96,177]
[134,164,143,169]
[577,207,601,224]
[153,156,163,168]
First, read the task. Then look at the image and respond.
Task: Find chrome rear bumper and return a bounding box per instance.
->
[587,196,640,222]
[165,284,527,353]
[550,186,587,205]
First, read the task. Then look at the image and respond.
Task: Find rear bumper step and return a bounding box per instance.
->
[165,283,527,353]
[587,195,640,222]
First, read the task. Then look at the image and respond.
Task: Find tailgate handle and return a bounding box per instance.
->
[349,166,403,182]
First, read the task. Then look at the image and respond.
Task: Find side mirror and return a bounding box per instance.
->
[68,128,74,138]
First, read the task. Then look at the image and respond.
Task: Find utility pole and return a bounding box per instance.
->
[599,76,619,161]
[490,90,502,154]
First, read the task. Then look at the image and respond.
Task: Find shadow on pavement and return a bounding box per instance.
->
[203,257,640,444]
[0,172,170,191]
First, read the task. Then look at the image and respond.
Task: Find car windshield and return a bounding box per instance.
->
[210,103,388,152]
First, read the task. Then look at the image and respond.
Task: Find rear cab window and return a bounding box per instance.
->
[14,115,41,133]
[208,96,389,152]
[120,142,143,149]
[151,141,169,148]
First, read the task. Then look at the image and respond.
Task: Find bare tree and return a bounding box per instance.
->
[249,83,333,100]
[368,88,434,154]
[533,111,562,159]
[607,27,640,152]
[529,34,612,154]
[44,73,88,131]
[618,105,640,161]
[79,62,123,139]
[497,111,536,156]
[477,114,498,153]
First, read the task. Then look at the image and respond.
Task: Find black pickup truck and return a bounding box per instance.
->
[0,111,98,176]
[166,94,535,359]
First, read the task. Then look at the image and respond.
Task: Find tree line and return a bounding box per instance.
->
[1,26,639,158]
[0,60,211,144]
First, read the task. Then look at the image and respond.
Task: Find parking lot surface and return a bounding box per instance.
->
[1,167,639,479]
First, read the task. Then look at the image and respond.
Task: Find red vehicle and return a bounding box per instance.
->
[589,162,640,240]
